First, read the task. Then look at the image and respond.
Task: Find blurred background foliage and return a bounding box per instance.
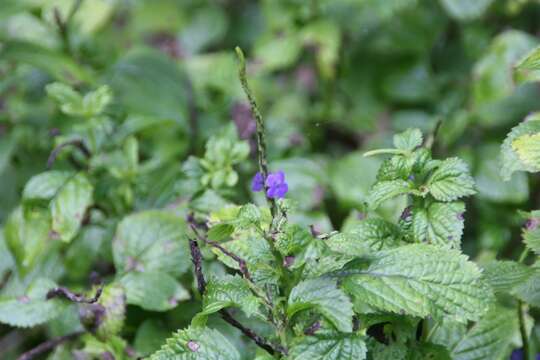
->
[1,0,540,358]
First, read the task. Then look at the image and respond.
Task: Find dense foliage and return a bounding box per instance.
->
[2,0,540,359]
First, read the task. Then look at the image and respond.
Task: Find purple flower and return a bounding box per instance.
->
[251,170,289,199]
[511,349,523,360]
[251,172,264,192]
[265,171,288,199]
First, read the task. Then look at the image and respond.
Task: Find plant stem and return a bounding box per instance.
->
[235,47,277,218]
[363,148,407,157]
[47,139,91,169]
[46,286,102,304]
[17,331,84,360]
[188,235,282,356]
[518,300,530,360]
[519,248,529,263]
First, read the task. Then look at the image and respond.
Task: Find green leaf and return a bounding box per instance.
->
[50,173,93,243]
[408,342,452,360]
[341,244,491,322]
[330,153,381,208]
[393,128,423,151]
[475,144,529,204]
[198,275,261,319]
[4,207,51,275]
[501,112,540,180]
[524,227,540,255]
[22,171,73,203]
[47,83,112,117]
[151,326,240,360]
[109,48,189,128]
[207,223,234,242]
[120,272,189,312]
[515,45,540,83]
[113,210,190,276]
[0,40,92,83]
[288,278,353,332]
[426,158,476,201]
[513,262,540,306]
[216,235,279,286]
[134,319,170,356]
[482,260,534,294]
[0,278,66,328]
[450,305,519,360]
[369,342,407,360]
[376,156,412,182]
[327,219,401,256]
[367,180,415,209]
[412,201,465,248]
[90,284,126,339]
[439,0,494,21]
[512,132,540,169]
[289,333,367,360]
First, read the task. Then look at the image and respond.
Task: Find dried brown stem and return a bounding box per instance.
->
[46,286,102,304]
[47,139,91,169]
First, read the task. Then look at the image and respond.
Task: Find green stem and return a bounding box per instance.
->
[235,47,277,218]
[519,248,529,263]
[518,300,530,360]
[518,248,530,359]
[363,148,407,157]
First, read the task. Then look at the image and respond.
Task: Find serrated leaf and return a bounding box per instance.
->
[412,201,465,248]
[0,278,65,328]
[50,173,93,242]
[513,262,540,307]
[120,272,189,312]
[512,132,540,169]
[4,207,51,275]
[501,113,540,180]
[393,128,423,151]
[46,83,111,117]
[524,227,540,255]
[426,158,475,201]
[151,326,240,360]
[275,223,312,257]
[376,156,411,182]
[450,305,518,360]
[369,342,407,360]
[217,234,279,286]
[22,171,73,203]
[289,333,367,360]
[113,210,190,276]
[341,244,491,322]
[482,261,535,294]
[515,45,540,83]
[327,219,401,256]
[367,180,414,209]
[288,278,353,332]
[408,342,452,360]
[198,275,261,319]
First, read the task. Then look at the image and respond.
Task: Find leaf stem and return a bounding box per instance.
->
[518,300,530,360]
[363,148,407,157]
